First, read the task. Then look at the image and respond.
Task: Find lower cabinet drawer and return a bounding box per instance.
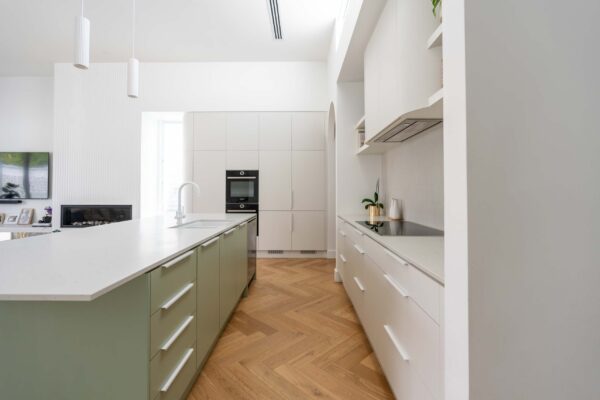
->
[150,286,196,359]
[150,323,196,400]
[151,250,197,314]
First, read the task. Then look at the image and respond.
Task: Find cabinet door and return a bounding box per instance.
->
[259,151,291,210]
[193,151,226,213]
[219,231,237,328]
[291,113,325,150]
[257,211,291,250]
[196,237,220,368]
[364,32,380,142]
[226,151,259,170]
[291,211,326,251]
[194,112,227,150]
[259,113,291,150]
[236,224,248,296]
[227,113,259,150]
[291,151,326,210]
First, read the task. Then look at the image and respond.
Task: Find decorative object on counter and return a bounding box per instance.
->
[5,215,18,225]
[362,179,384,218]
[37,206,53,224]
[0,213,5,224]
[18,208,34,225]
[388,198,402,220]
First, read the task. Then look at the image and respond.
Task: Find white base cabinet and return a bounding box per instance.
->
[337,218,444,400]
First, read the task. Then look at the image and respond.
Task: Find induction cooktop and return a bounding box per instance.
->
[355,220,443,236]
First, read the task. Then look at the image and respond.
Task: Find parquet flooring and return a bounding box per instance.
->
[187,258,394,400]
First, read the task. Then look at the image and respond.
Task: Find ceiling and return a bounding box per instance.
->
[0,0,343,76]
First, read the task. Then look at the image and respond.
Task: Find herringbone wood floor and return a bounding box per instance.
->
[187,258,394,400]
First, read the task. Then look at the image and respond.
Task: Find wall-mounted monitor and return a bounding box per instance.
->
[0,152,50,200]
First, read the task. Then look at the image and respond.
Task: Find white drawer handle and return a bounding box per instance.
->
[340,254,347,263]
[384,325,410,362]
[339,230,347,237]
[353,276,365,292]
[353,244,365,255]
[161,315,194,352]
[162,251,194,269]
[224,227,236,236]
[161,283,194,310]
[384,249,408,266]
[201,237,220,248]
[160,348,194,393]
[384,274,409,298]
[352,227,363,236]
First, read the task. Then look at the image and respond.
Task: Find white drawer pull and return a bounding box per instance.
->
[353,276,365,292]
[201,237,220,248]
[384,249,408,266]
[161,283,194,310]
[353,244,365,255]
[384,274,409,298]
[384,325,410,362]
[161,315,194,351]
[224,227,236,236]
[160,348,194,393]
[162,251,194,269]
[340,254,347,263]
[339,230,347,237]
[352,227,363,236]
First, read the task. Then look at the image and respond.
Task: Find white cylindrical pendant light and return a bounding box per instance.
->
[127,0,139,98]
[74,1,90,69]
[127,58,139,98]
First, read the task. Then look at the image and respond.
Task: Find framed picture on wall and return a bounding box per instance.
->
[5,215,18,225]
[17,208,34,225]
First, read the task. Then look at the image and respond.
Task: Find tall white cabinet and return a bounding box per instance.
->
[192,111,327,253]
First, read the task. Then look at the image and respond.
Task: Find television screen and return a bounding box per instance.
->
[0,152,50,199]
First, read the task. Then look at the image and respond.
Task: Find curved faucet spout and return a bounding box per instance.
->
[175,182,200,221]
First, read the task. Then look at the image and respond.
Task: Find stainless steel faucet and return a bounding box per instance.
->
[175,182,200,221]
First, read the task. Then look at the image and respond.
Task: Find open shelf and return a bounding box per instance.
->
[428,88,443,107]
[427,24,443,49]
[355,115,366,131]
[0,225,54,233]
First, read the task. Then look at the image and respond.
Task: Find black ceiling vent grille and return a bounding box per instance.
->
[268,0,283,39]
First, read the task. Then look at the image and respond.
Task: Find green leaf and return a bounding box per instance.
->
[361,198,374,204]
[378,203,385,209]
[374,192,379,202]
[364,204,370,210]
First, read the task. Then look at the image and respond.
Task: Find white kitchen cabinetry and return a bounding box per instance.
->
[259,113,291,150]
[226,113,259,150]
[226,151,259,170]
[291,211,326,251]
[291,151,326,211]
[257,211,292,250]
[364,0,441,141]
[193,112,227,150]
[193,151,226,213]
[259,151,291,210]
[291,112,325,150]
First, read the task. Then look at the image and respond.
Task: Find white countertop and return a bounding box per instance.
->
[338,215,444,284]
[0,213,255,301]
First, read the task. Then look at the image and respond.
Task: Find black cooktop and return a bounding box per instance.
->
[356,220,443,236]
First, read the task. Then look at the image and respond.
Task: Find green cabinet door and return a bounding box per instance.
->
[219,229,235,328]
[196,236,221,368]
[236,223,248,296]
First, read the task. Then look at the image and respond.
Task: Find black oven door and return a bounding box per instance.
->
[226,170,259,204]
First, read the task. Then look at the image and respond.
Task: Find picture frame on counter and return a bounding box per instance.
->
[17,208,34,225]
[5,215,18,225]
[0,213,5,224]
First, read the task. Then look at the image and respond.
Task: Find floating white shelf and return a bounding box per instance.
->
[355,115,366,131]
[0,225,54,233]
[428,88,444,107]
[427,24,443,49]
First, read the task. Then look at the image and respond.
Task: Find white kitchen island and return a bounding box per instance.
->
[0,213,255,400]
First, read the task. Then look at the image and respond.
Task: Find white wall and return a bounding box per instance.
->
[0,77,53,220]
[53,62,328,225]
[382,125,444,229]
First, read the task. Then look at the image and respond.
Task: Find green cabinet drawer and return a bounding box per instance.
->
[151,250,197,314]
[150,321,196,400]
[196,236,221,368]
[150,283,196,359]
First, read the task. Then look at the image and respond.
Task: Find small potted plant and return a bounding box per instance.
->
[431,0,441,17]
[362,179,384,218]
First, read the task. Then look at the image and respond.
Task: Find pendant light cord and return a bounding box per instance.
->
[131,0,136,58]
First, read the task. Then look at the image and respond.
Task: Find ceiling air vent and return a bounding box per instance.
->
[268,0,283,39]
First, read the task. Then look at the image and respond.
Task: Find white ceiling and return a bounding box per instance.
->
[0,0,342,76]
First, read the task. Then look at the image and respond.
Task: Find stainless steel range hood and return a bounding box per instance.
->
[374,118,442,143]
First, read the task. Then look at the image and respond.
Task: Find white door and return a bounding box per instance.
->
[292,211,326,250]
[193,112,227,150]
[258,211,292,250]
[226,113,259,150]
[193,151,226,212]
[259,113,291,150]
[291,112,325,150]
[259,151,291,210]
[291,151,326,211]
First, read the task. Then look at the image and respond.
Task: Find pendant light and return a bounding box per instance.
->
[74,0,90,69]
[127,0,139,98]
